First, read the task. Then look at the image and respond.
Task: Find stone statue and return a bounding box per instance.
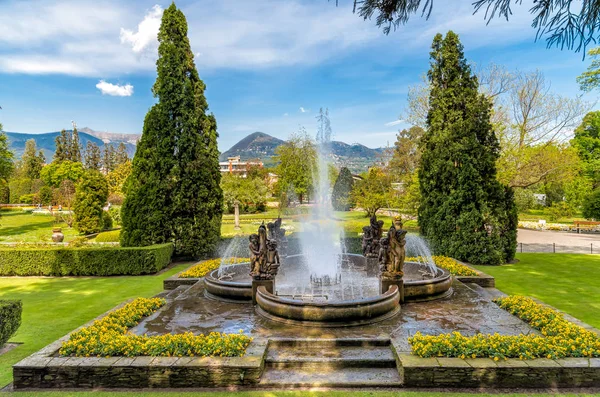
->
[362,215,384,257]
[381,223,407,279]
[377,237,389,272]
[267,217,288,256]
[249,223,280,280]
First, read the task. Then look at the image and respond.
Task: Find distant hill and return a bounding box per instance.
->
[5,128,138,160]
[221,132,385,172]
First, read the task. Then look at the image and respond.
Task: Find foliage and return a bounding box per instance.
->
[332,167,354,211]
[73,170,108,234]
[406,256,477,276]
[18,194,35,204]
[0,243,173,276]
[84,141,102,171]
[179,257,249,278]
[37,186,53,205]
[410,295,600,360]
[59,297,251,358]
[53,179,76,207]
[0,132,13,181]
[350,0,600,52]
[513,188,537,212]
[388,125,424,182]
[21,139,45,179]
[418,32,517,266]
[351,167,394,217]
[54,128,81,163]
[8,178,32,204]
[102,210,113,230]
[274,129,317,204]
[103,144,116,173]
[95,230,121,243]
[40,160,85,188]
[109,206,121,226]
[106,160,131,197]
[0,180,8,204]
[122,4,223,259]
[578,47,600,91]
[572,111,600,187]
[582,188,600,220]
[115,142,129,166]
[221,173,268,213]
[547,201,574,221]
[0,300,21,348]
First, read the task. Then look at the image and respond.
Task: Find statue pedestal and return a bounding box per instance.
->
[252,279,274,305]
[380,277,404,303]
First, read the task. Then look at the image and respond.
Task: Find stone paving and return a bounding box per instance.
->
[132,279,535,351]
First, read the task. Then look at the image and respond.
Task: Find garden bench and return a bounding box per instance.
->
[573,221,600,233]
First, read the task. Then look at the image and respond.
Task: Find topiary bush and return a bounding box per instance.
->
[0,243,173,276]
[74,170,108,234]
[0,300,22,347]
[95,230,121,242]
[102,211,113,230]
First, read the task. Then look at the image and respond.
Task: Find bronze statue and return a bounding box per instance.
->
[362,215,384,257]
[249,222,280,280]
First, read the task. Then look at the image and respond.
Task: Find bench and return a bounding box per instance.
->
[573,221,600,233]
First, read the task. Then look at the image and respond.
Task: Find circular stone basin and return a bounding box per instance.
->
[204,254,453,305]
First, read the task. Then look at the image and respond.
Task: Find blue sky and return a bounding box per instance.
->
[0,0,597,151]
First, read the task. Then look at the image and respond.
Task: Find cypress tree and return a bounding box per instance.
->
[115,143,129,166]
[84,142,102,171]
[73,170,108,234]
[121,3,223,258]
[54,130,70,162]
[418,31,517,265]
[332,167,354,211]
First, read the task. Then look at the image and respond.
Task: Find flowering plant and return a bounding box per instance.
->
[179,257,249,278]
[406,256,478,276]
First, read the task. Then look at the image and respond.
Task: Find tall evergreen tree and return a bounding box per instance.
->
[121,3,223,258]
[332,167,354,211]
[71,128,82,163]
[115,142,129,166]
[418,31,517,265]
[102,144,116,173]
[73,170,108,234]
[84,142,102,171]
[54,129,70,162]
[22,139,45,179]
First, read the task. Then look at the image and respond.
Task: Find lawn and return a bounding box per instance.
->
[0,209,78,243]
[473,253,600,329]
[0,263,190,388]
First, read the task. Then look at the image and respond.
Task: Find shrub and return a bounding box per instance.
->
[59,297,251,357]
[0,300,22,347]
[18,194,35,204]
[0,179,9,204]
[0,243,173,276]
[38,185,53,205]
[332,167,354,211]
[95,230,121,243]
[179,257,249,278]
[409,296,600,360]
[109,206,122,225]
[102,211,113,230]
[9,178,32,204]
[74,170,109,234]
[583,188,600,220]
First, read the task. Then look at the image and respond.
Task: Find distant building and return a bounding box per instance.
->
[219,156,263,177]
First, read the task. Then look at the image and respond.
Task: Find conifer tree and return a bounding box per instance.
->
[102,144,115,173]
[73,170,108,234]
[418,31,517,265]
[71,128,82,163]
[121,3,223,258]
[114,143,129,166]
[332,167,354,211]
[54,129,70,162]
[84,142,102,171]
[22,139,45,179]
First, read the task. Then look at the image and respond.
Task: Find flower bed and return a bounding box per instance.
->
[518,221,572,231]
[60,298,252,358]
[409,295,600,360]
[178,257,250,278]
[406,255,478,277]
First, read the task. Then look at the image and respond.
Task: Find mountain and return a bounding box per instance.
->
[4,128,138,160]
[220,132,385,172]
[219,132,285,162]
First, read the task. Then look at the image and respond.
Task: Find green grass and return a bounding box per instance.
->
[518,209,586,224]
[0,210,78,243]
[6,392,599,397]
[0,263,190,388]
[474,253,600,329]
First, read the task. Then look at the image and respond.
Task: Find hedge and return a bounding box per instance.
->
[0,243,174,276]
[95,230,121,243]
[0,300,22,347]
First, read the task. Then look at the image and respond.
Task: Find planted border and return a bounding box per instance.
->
[178,257,250,279]
[406,255,478,276]
[409,295,600,360]
[60,297,252,358]
[0,243,173,276]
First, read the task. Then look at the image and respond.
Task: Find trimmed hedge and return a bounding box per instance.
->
[0,243,173,276]
[95,230,121,242]
[0,300,22,347]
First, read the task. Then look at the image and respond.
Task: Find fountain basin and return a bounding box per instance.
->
[204,254,453,304]
[255,284,400,327]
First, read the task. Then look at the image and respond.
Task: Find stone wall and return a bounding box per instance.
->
[454,260,495,288]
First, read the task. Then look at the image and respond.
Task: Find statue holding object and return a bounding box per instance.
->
[362,215,385,257]
[249,223,280,280]
[267,217,288,257]
[379,220,407,280]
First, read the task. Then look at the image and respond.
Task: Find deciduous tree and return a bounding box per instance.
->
[274,129,317,204]
[351,167,393,217]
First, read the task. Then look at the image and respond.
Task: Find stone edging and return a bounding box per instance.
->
[163,261,205,290]
[454,259,495,288]
[12,299,268,389]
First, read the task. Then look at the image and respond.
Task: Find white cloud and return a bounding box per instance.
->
[96,80,134,96]
[283,113,289,117]
[299,107,308,113]
[384,120,404,127]
[120,5,163,54]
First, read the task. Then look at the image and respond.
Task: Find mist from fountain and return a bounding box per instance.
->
[405,234,438,277]
[217,234,249,279]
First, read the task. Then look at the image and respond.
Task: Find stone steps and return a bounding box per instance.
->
[259,337,402,387]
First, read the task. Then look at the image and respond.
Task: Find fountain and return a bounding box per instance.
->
[204,134,453,326]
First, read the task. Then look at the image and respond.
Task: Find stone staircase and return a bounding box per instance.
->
[259,338,402,387]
